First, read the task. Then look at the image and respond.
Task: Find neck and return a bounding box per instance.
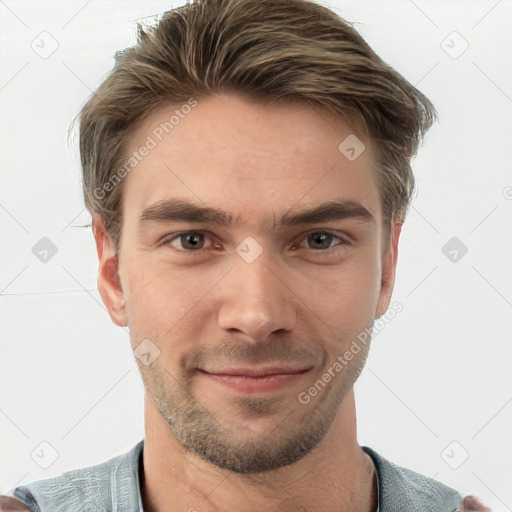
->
[141,388,378,512]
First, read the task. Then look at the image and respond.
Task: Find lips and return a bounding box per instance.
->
[198,366,312,377]
[197,366,312,393]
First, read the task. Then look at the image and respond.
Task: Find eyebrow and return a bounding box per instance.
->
[138,197,375,231]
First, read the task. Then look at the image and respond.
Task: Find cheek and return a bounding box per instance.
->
[122,258,212,337]
[302,256,381,340]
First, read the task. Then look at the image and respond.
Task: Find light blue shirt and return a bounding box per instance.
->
[11,439,462,511]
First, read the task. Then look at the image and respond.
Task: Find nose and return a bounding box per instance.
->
[216,249,298,342]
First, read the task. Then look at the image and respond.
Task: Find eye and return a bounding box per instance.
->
[158,231,220,255]
[294,231,350,251]
[157,229,350,257]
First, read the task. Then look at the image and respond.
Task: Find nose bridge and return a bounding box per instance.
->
[217,247,297,340]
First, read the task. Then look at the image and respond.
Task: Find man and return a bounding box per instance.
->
[3,0,491,510]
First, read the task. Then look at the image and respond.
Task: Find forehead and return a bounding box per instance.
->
[121,93,381,229]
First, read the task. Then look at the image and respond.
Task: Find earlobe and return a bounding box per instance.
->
[375,219,403,319]
[92,215,128,327]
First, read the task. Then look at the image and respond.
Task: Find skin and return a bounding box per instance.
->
[101,93,389,511]
[0,94,490,512]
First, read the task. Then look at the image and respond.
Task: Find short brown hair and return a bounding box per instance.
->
[77,0,437,253]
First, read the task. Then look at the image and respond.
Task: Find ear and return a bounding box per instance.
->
[375,219,402,319]
[92,215,128,327]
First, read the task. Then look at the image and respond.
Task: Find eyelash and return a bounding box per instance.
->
[157,230,351,257]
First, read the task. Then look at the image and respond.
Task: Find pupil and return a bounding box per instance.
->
[183,233,202,249]
[311,232,331,249]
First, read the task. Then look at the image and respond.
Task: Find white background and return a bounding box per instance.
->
[1,0,511,510]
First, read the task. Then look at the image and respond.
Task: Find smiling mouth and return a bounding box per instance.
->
[197,367,312,393]
[198,365,313,377]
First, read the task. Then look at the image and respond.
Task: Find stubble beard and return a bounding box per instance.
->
[138,344,370,474]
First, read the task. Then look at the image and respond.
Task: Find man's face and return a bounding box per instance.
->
[98,93,399,473]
